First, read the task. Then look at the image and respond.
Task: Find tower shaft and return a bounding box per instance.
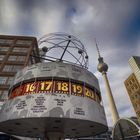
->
[95,39,119,125]
[102,72,119,124]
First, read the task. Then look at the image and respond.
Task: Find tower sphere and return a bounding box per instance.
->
[97,62,108,73]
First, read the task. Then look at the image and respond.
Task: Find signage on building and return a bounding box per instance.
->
[9,80,100,103]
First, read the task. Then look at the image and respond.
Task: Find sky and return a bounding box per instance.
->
[0,0,140,126]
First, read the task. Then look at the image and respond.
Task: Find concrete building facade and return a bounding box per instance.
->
[0,35,40,108]
[129,56,140,84]
[124,56,140,123]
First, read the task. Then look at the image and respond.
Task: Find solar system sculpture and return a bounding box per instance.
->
[0,33,107,140]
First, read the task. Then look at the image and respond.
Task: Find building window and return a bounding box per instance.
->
[131,86,134,90]
[0,55,5,61]
[0,39,13,45]
[8,56,18,61]
[18,56,26,62]
[0,91,8,100]
[135,103,138,109]
[131,96,135,100]
[129,81,132,85]
[137,112,140,117]
[135,84,138,89]
[0,77,7,84]
[7,77,14,85]
[16,40,32,46]
[12,47,29,53]
[0,47,9,51]
[135,94,138,98]
[128,89,132,93]
[3,65,12,72]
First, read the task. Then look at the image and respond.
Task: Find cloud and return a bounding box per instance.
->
[0,0,19,34]
[0,0,140,127]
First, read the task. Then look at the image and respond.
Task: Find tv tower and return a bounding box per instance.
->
[95,39,119,124]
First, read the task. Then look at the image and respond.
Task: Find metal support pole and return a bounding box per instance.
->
[118,123,125,140]
[44,132,64,140]
[59,37,71,61]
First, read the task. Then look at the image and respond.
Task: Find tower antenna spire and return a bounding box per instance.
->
[94,38,101,58]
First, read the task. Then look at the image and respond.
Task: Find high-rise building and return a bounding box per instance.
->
[124,56,140,123]
[0,35,40,108]
[129,56,140,84]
